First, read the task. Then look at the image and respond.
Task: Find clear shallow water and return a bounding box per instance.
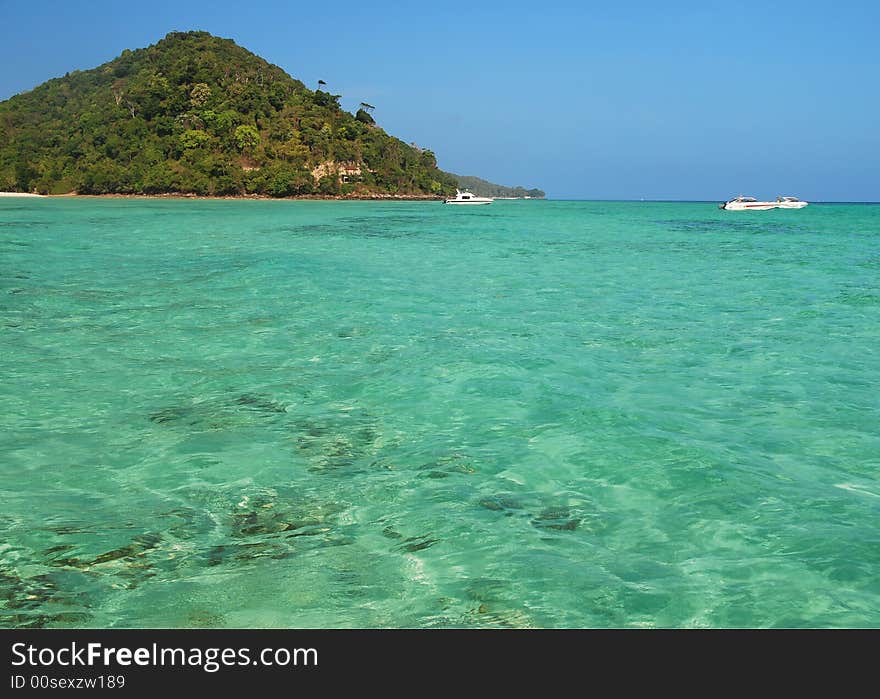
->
[1,198,879,628]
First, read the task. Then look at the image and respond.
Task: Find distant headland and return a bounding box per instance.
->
[0,31,542,200]
[453,176,544,200]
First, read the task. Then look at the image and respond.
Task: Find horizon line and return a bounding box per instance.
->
[541,198,880,204]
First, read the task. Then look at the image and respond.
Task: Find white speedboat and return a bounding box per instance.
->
[719,196,778,211]
[718,194,807,211]
[775,196,808,209]
[444,189,493,205]
[719,195,809,210]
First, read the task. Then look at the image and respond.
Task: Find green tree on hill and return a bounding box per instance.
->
[233,125,260,152]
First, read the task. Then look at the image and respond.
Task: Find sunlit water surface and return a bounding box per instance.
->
[1,198,878,628]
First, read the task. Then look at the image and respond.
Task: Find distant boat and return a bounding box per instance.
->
[775,196,808,209]
[444,189,493,205]
[719,195,809,210]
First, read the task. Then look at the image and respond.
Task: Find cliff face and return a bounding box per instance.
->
[0,31,458,197]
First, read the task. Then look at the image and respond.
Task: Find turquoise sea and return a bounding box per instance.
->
[1,198,879,628]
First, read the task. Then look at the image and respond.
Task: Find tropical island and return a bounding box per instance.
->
[0,31,542,200]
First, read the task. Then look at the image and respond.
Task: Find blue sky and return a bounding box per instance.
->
[1,0,878,200]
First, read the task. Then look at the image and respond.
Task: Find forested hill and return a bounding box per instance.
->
[454,175,545,199]
[0,31,459,197]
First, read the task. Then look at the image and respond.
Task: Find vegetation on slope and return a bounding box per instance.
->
[454,175,545,199]
[0,31,458,197]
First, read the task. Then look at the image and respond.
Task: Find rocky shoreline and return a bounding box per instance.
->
[2,191,447,201]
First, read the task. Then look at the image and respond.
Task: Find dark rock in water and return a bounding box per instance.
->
[0,570,46,610]
[537,506,570,520]
[148,404,227,429]
[284,525,332,539]
[43,611,92,625]
[150,393,291,432]
[231,509,295,537]
[5,611,91,629]
[210,488,349,561]
[478,495,524,513]
[381,526,403,540]
[45,532,161,571]
[418,453,477,477]
[336,327,364,339]
[42,543,76,557]
[203,541,288,565]
[232,508,322,538]
[532,517,581,531]
[205,545,229,567]
[37,532,164,594]
[478,498,504,511]
[161,486,352,568]
[0,569,96,629]
[531,506,581,531]
[44,524,90,536]
[398,534,438,553]
[47,555,89,569]
[296,416,382,474]
[91,533,162,565]
[149,407,191,424]
[234,393,288,414]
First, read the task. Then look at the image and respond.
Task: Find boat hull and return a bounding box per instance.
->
[721,200,809,210]
[444,200,492,205]
[722,201,778,210]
